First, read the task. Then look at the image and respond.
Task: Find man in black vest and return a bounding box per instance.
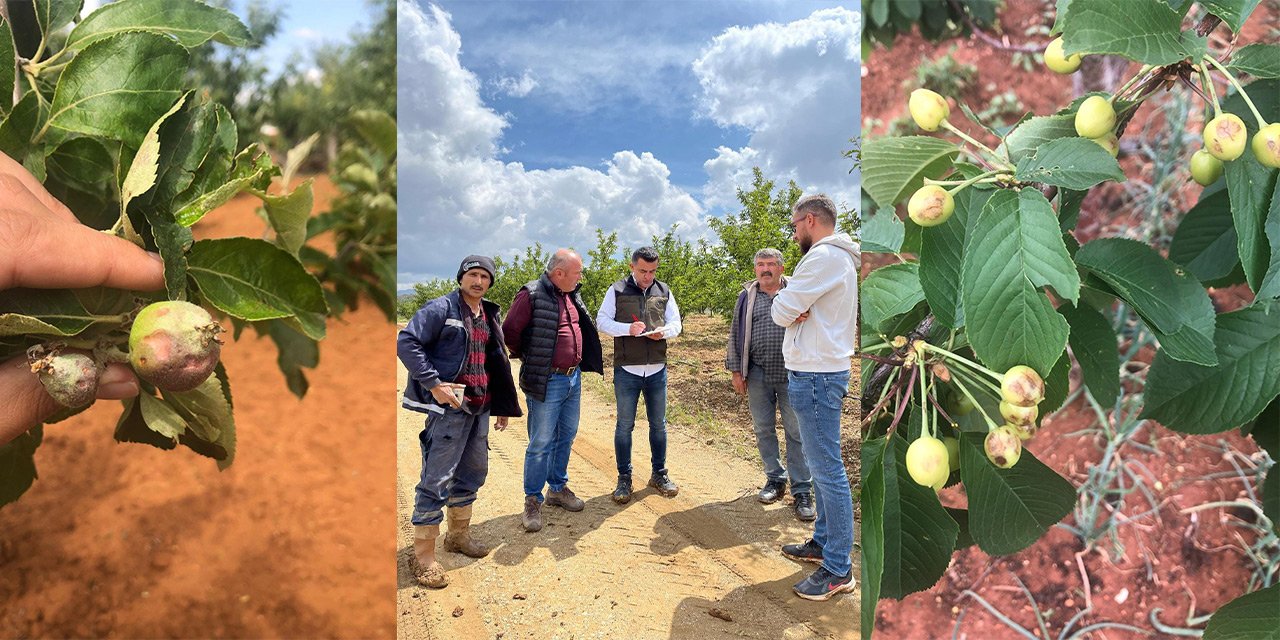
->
[503,249,604,533]
[595,246,683,503]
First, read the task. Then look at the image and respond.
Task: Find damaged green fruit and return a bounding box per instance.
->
[128,301,225,392]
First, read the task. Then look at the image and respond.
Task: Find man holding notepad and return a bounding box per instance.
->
[596,246,683,503]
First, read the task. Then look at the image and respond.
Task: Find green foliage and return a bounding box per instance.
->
[912,46,977,97]
[0,0,325,508]
[858,1,1280,636]
[863,0,998,51]
[303,109,397,322]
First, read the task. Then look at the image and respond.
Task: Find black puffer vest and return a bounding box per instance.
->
[611,277,670,366]
[518,273,603,401]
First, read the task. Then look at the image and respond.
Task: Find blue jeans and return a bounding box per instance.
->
[613,366,668,476]
[523,370,582,501]
[788,370,854,577]
[412,408,490,526]
[747,365,811,495]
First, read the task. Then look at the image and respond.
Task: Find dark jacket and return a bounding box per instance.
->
[611,277,670,366]
[505,273,603,402]
[726,276,788,377]
[397,289,521,417]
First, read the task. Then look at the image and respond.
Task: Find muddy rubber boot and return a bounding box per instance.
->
[443,504,490,558]
[412,525,449,588]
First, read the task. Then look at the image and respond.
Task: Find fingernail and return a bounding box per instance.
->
[146,251,164,264]
[97,380,139,399]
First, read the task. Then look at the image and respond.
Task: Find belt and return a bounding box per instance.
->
[550,365,578,376]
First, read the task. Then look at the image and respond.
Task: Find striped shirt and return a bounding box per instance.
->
[459,306,490,410]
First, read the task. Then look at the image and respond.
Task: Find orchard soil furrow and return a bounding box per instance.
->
[396,345,858,639]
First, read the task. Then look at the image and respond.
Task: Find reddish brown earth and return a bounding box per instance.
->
[0,176,397,638]
[863,4,1270,639]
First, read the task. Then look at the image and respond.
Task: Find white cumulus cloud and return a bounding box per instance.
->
[398,1,704,284]
[693,7,861,211]
[492,71,539,98]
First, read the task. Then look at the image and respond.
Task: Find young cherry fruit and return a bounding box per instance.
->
[1093,132,1119,157]
[1000,365,1045,408]
[1252,123,1280,168]
[943,436,960,472]
[999,400,1038,427]
[905,435,951,489]
[907,185,955,227]
[1074,95,1116,140]
[909,88,950,132]
[1044,37,1082,74]
[984,425,1023,469]
[1190,149,1224,186]
[1203,113,1248,161]
[129,301,225,392]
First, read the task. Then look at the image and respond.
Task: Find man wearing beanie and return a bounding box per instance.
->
[397,254,521,588]
[502,248,603,532]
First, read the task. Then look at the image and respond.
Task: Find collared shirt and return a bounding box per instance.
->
[458,304,490,410]
[596,280,683,377]
[745,288,788,385]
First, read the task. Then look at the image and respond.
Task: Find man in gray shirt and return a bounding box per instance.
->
[726,248,814,521]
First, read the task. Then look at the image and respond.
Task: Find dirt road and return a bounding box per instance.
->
[396,355,859,639]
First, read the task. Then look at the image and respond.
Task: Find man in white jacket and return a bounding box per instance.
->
[771,194,860,601]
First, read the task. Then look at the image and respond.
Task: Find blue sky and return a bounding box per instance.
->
[399,0,861,284]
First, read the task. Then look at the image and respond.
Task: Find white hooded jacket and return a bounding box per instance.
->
[770,232,861,373]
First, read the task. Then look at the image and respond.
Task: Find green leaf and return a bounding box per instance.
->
[1040,351,1072,415]
[1170,185,1241,285]
[0,18,15,116]
[862,136,960,208]
[1255,177,1280,300]
[46,137,114,195]
[1247,398,1279,461]
[137,392,185,441]
[860,437,887,640]
[162,373,236,469]
[175,147,278,226]
[1264,465,1279,536]
[349,109,397,160]
[1227,43,1280,79]
[265,319,319,398]
[1224,150,1278,293]
[0,92,49,161]
[1062,303,1121,405]
[148,99,238,213]
[1014,137,1125,190]
[1076,238,1219,365]
[34,0,82,40]
[859,210,905,254]
[1202,584,1280,640]
[877,434,959,600]
[1000,115,1078,164]
[0,426,42,508]
[862,263,925,334]
[0,287,134,337]
[114,396,178,450]
[1143,300,1280,433]
[1199,0,1263,34]
[1060,0,1207,65]
[259,178,314,257]
[47,32,188,147]
[959,432,1076,555]
[67,0,252,50]
[960,189,1077,376]
[187,238,328,339]
[121,94,187,217]
[920,193,971,329]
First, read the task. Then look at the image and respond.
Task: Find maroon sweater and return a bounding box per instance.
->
[505,287,582,369]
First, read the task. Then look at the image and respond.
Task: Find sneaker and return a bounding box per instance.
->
[545,487,585,512]
[758,479,786,504]
[793,492,816,521]
[781,538,824,564]
[648,470,679,497]
[611,475,633,504]
[522,495,543,532]
[793,565,855,601]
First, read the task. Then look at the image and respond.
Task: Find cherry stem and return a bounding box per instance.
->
[919,342,1002,381]
[949,370,999,431]
[1111,64,1155,103]
[1204,55,1266,127]
[918,350,931,439]
[1198,63,1223,118]
[941,120,1013,168]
